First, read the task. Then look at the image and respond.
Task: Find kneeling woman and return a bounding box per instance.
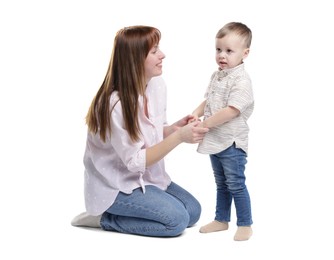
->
[71,25,209,237]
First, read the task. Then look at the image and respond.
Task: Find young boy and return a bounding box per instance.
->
[192,22,254,241]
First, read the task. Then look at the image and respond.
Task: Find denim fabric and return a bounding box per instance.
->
[209,143,253,226]
[100,182,201,237]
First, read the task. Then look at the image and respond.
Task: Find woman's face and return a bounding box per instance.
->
[144,44,165,82]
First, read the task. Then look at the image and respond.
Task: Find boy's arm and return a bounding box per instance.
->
[202,106,240,128]
[190,100,206,122]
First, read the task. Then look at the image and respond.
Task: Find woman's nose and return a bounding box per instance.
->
[160,51,166,59]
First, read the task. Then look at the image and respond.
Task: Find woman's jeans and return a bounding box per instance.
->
[210,143,253,226]
[100,182,201,237]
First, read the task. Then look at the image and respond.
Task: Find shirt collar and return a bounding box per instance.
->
[217,63,245,77]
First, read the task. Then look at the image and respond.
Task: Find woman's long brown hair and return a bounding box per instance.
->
[86,26,161,142]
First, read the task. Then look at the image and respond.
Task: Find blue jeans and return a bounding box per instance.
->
[100,182,201,237]
[210,143,253,226]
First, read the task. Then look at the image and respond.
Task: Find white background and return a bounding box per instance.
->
[1,0,333,259]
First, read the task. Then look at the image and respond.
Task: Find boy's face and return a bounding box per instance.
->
[215,33,249,70]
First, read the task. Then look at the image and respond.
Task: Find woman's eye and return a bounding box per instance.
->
[152,46,160,54]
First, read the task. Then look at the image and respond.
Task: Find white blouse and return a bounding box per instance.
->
[83,76,172,216]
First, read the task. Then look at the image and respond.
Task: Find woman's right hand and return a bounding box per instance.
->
[187,114,200,124]
[146,121,209,167]
[179,121,209,143]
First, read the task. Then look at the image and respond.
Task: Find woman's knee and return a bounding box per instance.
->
[166,209,190,236]
[187,198,201,227]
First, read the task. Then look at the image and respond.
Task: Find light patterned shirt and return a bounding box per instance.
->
[198,63,254,155]
[84,76,171,216]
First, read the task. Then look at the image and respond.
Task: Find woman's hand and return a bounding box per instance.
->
[174,114,196,128]
[187,114,200,124]
[147,119,209,167]
[164,114,197,137]
[178,120,209,143]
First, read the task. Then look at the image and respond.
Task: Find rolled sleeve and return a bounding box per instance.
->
[110,101,146,173]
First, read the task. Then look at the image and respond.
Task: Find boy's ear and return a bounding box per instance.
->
[243,48,250,59]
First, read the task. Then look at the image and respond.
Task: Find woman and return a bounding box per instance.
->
[71,25,209,237]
